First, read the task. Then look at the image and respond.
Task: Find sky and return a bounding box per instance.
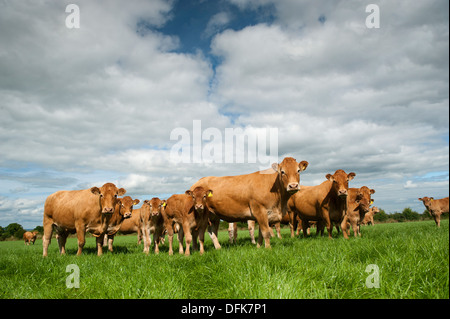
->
[0,0,448,228]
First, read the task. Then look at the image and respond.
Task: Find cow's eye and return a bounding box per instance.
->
[281,170,286,175]
[297,169,301,173]
[114,194,118,198]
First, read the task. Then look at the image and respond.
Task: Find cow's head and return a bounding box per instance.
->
[418,197,434,211]
[90,183,126,214]
[370,206,380,215]
[117,196,140,219]
[185,187,213,213]
[272,157,309,194]
[144,198,166,218]
[326,170,356,198]
[355,186,375,213]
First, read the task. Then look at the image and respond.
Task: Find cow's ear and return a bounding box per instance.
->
[326,174,334,182]
[418,198,423,201]
[161,200,167,207]
[118,188,126,196]
[370,199,374,205]
[271,163,279,172]
[133,199,140,205]
[298,161,309,172]
[347,172,356,181]
[185,190,193,196]
[90,187,101,195]
[116,198,123,205]
[144,199,150,204]
[370,189,375,194]
[207,190,213,198]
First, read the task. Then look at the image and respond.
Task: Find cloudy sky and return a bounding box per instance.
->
[0,0,448,228]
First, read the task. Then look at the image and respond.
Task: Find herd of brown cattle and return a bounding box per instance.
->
[41,157,449,256]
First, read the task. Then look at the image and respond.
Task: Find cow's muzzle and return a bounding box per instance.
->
[102,207,114,214]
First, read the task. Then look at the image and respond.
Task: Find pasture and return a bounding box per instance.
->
[0,220,448,299]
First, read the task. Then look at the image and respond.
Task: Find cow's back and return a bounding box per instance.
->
[44,189,99,230]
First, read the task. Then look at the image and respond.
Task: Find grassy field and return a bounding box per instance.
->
[0,220,448,299]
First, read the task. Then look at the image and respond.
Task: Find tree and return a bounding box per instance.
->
[374,209,389,222]
[402,207,420,221]
[3,223,25,239]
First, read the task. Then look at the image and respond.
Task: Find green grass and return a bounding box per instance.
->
[0,220,448,299]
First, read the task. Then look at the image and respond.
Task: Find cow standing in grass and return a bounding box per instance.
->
[362,206,379,226]
[342,186,375,237]
[43,183,126,256]
[288,169,356,239]
[191,157,308,249]
[140,198,166,254]
[23,231,38,245]
[418,197,449,227]
[104,196,140,252]
[163,187,214,256]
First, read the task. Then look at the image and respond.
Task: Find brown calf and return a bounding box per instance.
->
[418,197,449,227]
[23,231,38,245]
[104,196,140,252]
[42,183,126,256]
[288,169,355,239]
[140,198,166,254]
[362,206,379,226]
[342,187,375,237]
[163,187,214,256]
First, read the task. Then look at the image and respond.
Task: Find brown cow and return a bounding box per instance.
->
[191,157,308,248]
[342,187,375,237]
[140,197,166,254]
[362,206,379,226]
[104,196,140,252]
[163,187,214,256]
[418,197,449,227]
[288,169,356,239]
[42,183,126,256]
[23,231,38,245]
[119,208,143,244]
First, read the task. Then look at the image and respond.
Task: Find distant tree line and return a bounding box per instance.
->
[373,208,446,223]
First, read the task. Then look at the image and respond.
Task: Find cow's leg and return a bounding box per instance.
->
[137,227,142,245]
[143,226,151,255]
[339,218,349,239]
[207,216,221,249]
[75,224,86,256]
[108,235,114,252]
[96,235,104,256]
[435,212,441,228]
[228,223,235,243]
[192,230,199,251]
[178,226,185,254]
[166,224,174,256]
[152,232,159,254]
[248,220,256,244]
[42,218,53,257]
[182,223,192,256]
[274,222,282,239]
[198,226,207,255]
[57,232,68,255]
[340,215,350,237]
[323,214,333,239]
[252,205,271,249]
